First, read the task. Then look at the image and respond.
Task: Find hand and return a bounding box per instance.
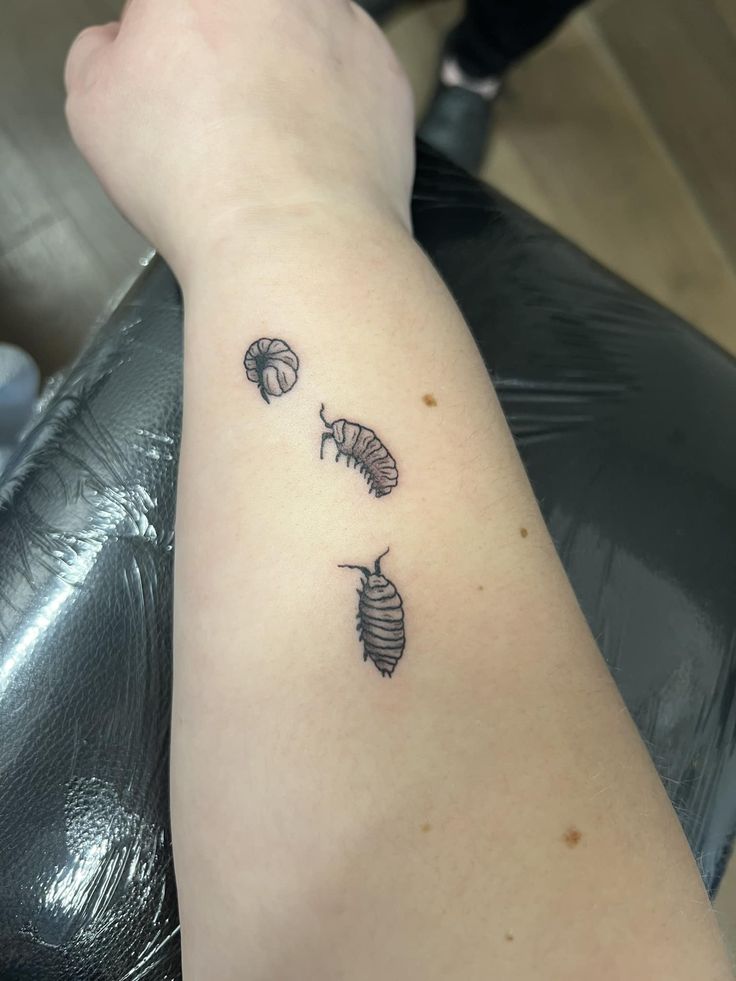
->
[64,0,415,277]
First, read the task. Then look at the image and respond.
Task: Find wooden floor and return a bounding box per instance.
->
[1,0,735,957]
[0,0,145,374]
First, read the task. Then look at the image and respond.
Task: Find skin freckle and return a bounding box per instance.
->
[563,826,582,847]
[422,393,438,407]
[477,584,484,591]
[421,822,432,833]
[520,527,528,538]
[505,932,514,942]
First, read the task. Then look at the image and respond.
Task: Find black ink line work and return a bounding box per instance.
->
[319,405,398,498]
[339,548,405,678]
[244,338,299,404]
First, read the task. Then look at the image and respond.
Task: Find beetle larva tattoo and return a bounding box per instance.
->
[319,404,398,498]
[339,548,405,678]
[244,338,299,404]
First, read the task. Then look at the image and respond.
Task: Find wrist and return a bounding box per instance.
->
[169,195,413,295]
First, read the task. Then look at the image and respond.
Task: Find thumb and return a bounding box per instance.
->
[64,22,120,94]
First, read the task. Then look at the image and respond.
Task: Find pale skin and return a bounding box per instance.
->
[65,3,733,979]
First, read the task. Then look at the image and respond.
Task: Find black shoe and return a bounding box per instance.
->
[418,77,499,174]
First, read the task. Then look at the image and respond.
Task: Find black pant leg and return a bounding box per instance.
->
[447,0,587,77]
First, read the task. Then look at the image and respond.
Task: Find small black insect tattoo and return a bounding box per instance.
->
[339,548,405,678]
[244,338,299,403]
[319,404,398,497]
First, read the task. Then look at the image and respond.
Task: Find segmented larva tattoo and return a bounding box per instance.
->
[244,338,299,403]
[319,404,398,498]
[339,548,405,678]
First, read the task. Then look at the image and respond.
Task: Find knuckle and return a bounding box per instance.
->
[64,35,90,92]
[64,24,112,94]
[63,89,85,139]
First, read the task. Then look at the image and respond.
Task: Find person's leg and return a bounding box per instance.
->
[420,0,586,173]
[448,0,585,78]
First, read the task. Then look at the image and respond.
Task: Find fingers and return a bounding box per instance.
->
[64,22,119,94]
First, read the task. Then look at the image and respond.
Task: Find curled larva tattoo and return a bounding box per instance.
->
[244,338,299,403]
[339,548,405,678]
[319,404,398,498]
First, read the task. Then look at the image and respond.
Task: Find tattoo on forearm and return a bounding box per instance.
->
[241,339,408,673]
[319,404,399,498]
[339,548,405,678]
[244,338,299,403]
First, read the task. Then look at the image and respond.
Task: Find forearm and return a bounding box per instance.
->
[63,2,730,973]
[171,211,730,980]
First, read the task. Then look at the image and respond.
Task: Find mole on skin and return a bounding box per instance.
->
[422,393,438,407]
[563,826,582,847]
[505,932,515,942]
[520,527,529,538]
[421,822,432,833]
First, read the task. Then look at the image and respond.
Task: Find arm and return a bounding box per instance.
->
[65,4,733,979]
